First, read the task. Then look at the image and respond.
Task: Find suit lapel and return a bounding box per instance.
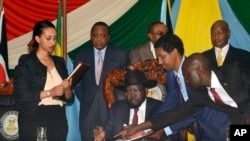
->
[145,99,151,120]
[214,67,249,110]
[208,48,218,69]
[122,102,131,125]
[223,45,234,66]
[100,45,112,84]
[89,47,97,85]
[213,69,236,101]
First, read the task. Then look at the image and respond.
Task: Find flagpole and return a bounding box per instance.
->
[62,0,67,62]
[0,0,3,12]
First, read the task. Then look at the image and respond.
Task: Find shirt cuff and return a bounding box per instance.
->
[144,128,152,134]
[164,126,173,135]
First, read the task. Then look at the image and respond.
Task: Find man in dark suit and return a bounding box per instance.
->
[74,21,130,141]
[129,21,168,64]
[203,20,250,69]
[93,69,162,141]
[150,33,230,141]
[115,53,250,140]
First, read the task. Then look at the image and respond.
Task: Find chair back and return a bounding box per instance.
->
[103,59,167,110]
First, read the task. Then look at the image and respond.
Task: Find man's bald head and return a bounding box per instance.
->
[211,20,229,32]
[182,53,211,90]
[184,53,211,69]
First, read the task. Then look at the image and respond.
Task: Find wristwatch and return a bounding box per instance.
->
[45,90,51,97]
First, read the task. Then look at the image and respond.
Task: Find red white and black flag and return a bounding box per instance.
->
[0,4,9,84]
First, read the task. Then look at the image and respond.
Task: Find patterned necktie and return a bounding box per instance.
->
[176,75,187,141]
[96,51,103,85]
[217,49,223,67]
[176,75,183,104]
[210,88,225,105]
[132,108,138,125]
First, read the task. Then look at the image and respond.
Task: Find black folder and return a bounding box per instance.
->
[67,61,90,85]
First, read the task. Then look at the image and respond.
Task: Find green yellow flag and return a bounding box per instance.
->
[54,1,63,57]
[174,0,222,56]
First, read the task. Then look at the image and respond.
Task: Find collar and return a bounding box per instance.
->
[94,46,107,58]
[214,43,229,53]
[132,98,147,111]
[210,71,222,89]
[174,56,185,77]
[149,42,156,59]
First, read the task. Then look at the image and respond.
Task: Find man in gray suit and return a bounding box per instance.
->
[130,21,168,64]
[74,21,130,141]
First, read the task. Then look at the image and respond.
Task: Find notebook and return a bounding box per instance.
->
[67,61,90,85]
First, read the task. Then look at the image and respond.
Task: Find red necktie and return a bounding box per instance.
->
[96,51,103,85]
[210,88,225,105]
[132,108,138,125]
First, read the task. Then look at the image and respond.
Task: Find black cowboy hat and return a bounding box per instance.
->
[124,69,157,88]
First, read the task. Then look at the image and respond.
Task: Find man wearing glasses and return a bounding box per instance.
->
[130,21,168,64]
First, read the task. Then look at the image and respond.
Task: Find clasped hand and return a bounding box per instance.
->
[50,78,72,97]
[93,126,105,141]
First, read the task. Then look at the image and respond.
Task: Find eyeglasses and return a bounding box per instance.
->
[150,32,167,36]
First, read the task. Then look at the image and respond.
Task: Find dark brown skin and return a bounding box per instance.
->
[210,20,230,48]
[91,25,110,50]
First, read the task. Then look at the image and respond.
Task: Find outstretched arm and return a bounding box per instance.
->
[114,121,153,140]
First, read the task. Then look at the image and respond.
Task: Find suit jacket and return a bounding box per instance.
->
[14,53,69,116]
[155,71,230,141]
[150,62,250,131]
[105,98,162,141]
[74,44,130,141]
[203,44,250,69]
[130,42,154,64]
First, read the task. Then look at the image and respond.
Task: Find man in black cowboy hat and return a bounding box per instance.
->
[93,69,163,141]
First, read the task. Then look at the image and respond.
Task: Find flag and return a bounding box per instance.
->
[54,1,63,57]
[66,55,81,141]
[166,0,173,33]
[0,8,9,83]
[174,0,221,56]
[161,0,173,33]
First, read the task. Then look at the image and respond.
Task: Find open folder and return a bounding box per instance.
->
[67,61,90,85]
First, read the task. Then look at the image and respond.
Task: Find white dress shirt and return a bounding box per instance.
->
[149,42,156,59]
[207,71,238,108]
[129,99,147,125]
